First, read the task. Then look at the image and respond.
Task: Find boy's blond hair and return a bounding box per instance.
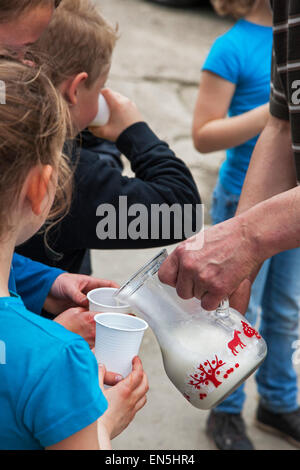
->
[0,1,55,24]
[31,0,118,89]
[211,0,255,19]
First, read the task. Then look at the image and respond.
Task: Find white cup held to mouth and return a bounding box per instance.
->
[89,94,110,127]
[94,312,148,378]
[87,287,132,314]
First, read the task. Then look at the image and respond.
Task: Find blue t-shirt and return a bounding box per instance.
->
[10,253,65,315]
[0,293,107,450]
[202,19,273,195]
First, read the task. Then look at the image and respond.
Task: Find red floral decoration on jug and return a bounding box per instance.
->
[241,321,261,339]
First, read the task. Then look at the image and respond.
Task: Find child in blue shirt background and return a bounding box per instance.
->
[193,0,300,450]
[0,57,148,450]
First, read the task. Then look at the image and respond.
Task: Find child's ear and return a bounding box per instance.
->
[65,72,88,106]
[26,165,54,216]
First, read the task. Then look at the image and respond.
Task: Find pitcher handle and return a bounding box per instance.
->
[216,296,230,317]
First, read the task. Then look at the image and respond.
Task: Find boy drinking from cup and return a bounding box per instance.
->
[17,0,200,275]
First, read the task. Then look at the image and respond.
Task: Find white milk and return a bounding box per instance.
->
[160,320,266,410]
[124,276,267,410]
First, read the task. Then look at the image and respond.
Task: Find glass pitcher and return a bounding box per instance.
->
[115,249,267,410]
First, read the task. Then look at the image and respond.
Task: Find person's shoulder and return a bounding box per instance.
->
[209,19,270,64]
[233,19,273,41]
[0,298,94,401]
[8,298,84,350]
[214,21,241,43]
[208,22,243,58]
[203,22,243,81]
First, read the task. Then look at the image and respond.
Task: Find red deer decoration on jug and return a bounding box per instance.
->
[228,330,246,356]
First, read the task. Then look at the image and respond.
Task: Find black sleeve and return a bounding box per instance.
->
[17,122,201,256]
[78,129,124,169]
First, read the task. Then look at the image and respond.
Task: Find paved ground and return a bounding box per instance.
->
[91,0,300,450]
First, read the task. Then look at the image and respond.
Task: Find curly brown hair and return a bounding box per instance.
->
[210,0,256,19]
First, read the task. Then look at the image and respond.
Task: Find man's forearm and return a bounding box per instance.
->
[237,115,296,215]
[239,186,300,263]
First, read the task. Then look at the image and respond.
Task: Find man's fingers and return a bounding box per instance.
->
[200,291,224,312]
[158,252,179,287]
[193,283,209,302]
[229,280,252,315]
[175,261,195,299]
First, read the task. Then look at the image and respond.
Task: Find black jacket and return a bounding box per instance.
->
[16,122,201,273]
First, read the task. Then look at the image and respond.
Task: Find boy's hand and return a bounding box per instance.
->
[89,88,143,142]
[98,357,149,439]
[54,307,96,347]
[44,272,119,315]
[54,309,125,387]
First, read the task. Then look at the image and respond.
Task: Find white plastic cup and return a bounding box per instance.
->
[87,287,132,314]
[94,312,148,378]
[89,94,110,127]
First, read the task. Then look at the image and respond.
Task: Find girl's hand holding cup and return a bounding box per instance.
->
[89,88,143,142]
[98,357,149,440]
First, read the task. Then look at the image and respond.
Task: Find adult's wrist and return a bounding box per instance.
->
[235,194,293,265]
[233,209,265,268]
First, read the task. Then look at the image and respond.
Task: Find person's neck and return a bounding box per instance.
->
[0,235,17,297]
[245,0,273,27]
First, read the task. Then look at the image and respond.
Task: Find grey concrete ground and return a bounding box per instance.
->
[91,0,300,450]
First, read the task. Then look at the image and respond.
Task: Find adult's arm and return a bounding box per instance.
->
[158,183,300,312]
[158,117,299,311]
[236,115,296,213]
[158,47,299,312]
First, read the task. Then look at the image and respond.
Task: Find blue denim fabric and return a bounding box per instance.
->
[211,179,300,413]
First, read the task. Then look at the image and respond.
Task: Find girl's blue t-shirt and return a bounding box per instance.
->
[10,253,65,315]
[0,294,108,450]
[202,19,273,195]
